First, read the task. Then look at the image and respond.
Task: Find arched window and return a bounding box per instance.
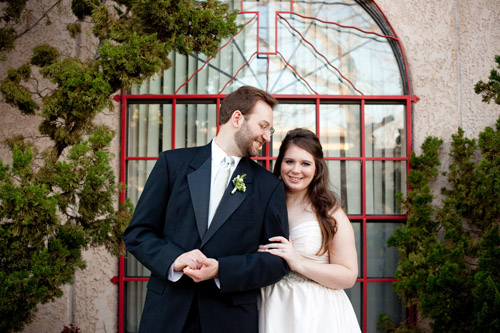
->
[116,1,416,331]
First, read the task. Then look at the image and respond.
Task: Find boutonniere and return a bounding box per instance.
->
[231,174,247,194]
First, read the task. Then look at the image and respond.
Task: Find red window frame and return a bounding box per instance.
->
[111,1,419,331]
[113,93,417,333]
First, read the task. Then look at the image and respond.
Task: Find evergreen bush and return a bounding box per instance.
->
[379,56,500,332]
[0,1,239,331]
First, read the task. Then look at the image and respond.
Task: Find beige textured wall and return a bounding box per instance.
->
[376,0,500,153]
[0,0,499,332]
[0,0,120,332]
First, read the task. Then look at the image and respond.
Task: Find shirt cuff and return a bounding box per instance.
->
[214,278,220,289]
[168,263,183,282]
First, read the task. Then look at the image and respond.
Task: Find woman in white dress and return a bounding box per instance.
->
[259,128,361,333]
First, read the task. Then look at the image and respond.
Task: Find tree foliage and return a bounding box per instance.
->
[381,56,500,332]
[0,0,239,331]
[475,55,500,105]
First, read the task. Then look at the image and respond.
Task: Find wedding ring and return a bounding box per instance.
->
[280,248,285,253]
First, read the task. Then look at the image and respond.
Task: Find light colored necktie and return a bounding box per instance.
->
[208,156,234,227]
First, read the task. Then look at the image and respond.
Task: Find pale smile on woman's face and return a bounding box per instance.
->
[280,144,316,194]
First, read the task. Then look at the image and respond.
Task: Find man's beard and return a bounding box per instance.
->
[234,122,261,157]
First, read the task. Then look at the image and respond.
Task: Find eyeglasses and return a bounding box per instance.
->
[259,123,275,135]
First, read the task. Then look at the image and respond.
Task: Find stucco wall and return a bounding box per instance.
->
[376,0,500,220]
[376,0,500,152]
[0,0,120,332]
[0,0,499,332]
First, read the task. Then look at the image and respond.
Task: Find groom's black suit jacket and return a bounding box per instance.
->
[123,142,290,333]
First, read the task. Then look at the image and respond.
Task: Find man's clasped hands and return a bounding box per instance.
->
[173,249,219,283]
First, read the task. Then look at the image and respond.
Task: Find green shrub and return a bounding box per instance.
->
[380,56,500,332]
[0,0,240,331]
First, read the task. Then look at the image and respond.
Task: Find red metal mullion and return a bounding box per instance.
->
[257,9,260,54]
[265,142,270,170]
[349,215,406,220]
[172,99,177,149]
[316,98,320,136]
[119,93,412,101]
[121,94,227,100]
[274,7,278,54]
[118,91,127,333]
[364,278,397,283]
[126,157,158,161]
[266,56,269,92]
[360,99,368,333]
[324,157,406,161]
[216,98,221,134]
[118,253,125,333]
[406,96,413,165]
[124,156,409,162]
[406,95,414,327]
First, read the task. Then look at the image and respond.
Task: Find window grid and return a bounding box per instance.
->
[115,92,414,332]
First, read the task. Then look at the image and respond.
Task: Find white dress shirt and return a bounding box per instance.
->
[168,139,241,286]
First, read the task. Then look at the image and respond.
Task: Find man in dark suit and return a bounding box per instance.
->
[123,86,289,333]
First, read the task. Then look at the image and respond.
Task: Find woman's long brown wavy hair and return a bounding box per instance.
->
[273,128,339,256]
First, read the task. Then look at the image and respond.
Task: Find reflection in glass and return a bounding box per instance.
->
[320,104,360,157]
[130,0,404,95]
[366,161,406,215]
[327,160,361,215]
[345,282,362,327]
[126,281,147,333]
[271,102,316,156]
[365,104,406,157]
[366,222,401,278]
[367,282,407,333]
[128,104,172,157]
[175,103,217,148]
[126,160,156,206]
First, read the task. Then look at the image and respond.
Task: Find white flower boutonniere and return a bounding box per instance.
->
[231,174,247,194]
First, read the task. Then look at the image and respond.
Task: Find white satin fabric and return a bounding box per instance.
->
[259,221,361,333]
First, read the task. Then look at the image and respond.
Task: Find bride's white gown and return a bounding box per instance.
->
[259,221,361,333]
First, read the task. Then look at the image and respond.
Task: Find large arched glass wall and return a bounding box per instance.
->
[117,1,413,332]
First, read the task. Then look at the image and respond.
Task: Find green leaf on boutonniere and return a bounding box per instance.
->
[231,174,247,194]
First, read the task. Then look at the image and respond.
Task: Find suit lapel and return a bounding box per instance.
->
[201,158,254,247]
[187,144,212,239]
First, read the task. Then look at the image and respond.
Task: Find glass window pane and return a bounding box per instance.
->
[126,160,157,206]
[328,160,361,215]
[320,103,361,157]
[126,281,147,333]
[128,103,172,157]
[126,252,150,278]
[351,221,362,277]
[175,102,217,148]
[367,282,407,333]
[271,102,316,156]
[277,13,403,95]
[344,282,362,327]
[366,161,407,215]
[130,0,405,96]
[365,104,406,157]
[366,222,401,278]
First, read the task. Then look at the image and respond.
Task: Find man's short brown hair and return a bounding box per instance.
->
[219,86,278,125]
